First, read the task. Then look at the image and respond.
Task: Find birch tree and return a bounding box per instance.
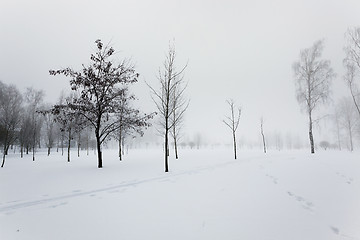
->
[293,40,335,154]
[344,27,360,117]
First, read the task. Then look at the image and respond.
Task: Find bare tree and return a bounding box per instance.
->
[24,87,44,161]
[0,82,23,167]
[148,43,187,172]
[39,106,56,156]
[51,94,87,162]
[337,97,358,151]
[332,106,342,150]
[344,27,360,117]
[260,117,267,153]
[293,40,335,154]
[223,99,241,159]
[114,87,155,161]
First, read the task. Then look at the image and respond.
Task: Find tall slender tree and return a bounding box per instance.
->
[223,99,241,159]
[293,40,335,154]
[148,43,187,172]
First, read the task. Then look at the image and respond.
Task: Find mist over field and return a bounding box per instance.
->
[1,0,360,239]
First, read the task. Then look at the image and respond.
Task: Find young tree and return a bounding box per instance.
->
[50,39,152,168]
[0,82,23,167]
[260,117,267,153]
[223,99,241,159]
[344,27,360,117]
[148,43,187,172]
[51,94,87,162]
[114,87,154,161]
[293,40,335,154]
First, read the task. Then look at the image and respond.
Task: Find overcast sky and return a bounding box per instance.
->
[1,0,360,146]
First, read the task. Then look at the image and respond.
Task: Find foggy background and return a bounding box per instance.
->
[1,0,360,148]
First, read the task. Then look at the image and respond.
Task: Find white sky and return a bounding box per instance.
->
[1,0,360,145]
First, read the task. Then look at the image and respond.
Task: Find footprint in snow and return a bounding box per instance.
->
[287,191,314,212]
[330,226,339,235]
[49,202,68,208]
[266,174,278,184]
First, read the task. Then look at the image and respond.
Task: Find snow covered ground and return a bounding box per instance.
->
[0,148,359,240]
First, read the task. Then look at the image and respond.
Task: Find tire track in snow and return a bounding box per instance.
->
[0,160,239,213]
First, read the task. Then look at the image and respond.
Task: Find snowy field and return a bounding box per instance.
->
[0,148,359,240]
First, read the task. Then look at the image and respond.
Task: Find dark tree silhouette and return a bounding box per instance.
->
[50,39,152,168]
[223,99,241,159]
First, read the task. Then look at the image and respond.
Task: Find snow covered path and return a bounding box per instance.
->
[0,149,359,240]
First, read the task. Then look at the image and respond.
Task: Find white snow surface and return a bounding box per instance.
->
[0,148,359,240]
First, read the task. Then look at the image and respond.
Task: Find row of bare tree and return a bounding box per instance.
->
[1,40,156,168]
[0,85,46,167]
[221,27,360,158]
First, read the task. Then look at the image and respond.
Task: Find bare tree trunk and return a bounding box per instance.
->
[86,135,89,156]
[20,144,23,158]
[261,118,266,153]
[32,125,36,161]
[119,126,122,161]
[233,131,237,159]
[348,121,354,151]
[32,145,35,161]
[67,128,71,162]
[96,134,102,168]
[174,136,178,159]
[48,147,51,156]
[172,123,179,159]
[61,134,64,156]
[309,113,315,154]
[77,132,81,158]
[164,128,169,172]
[1,144,7,167]
[1,153,5,168]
